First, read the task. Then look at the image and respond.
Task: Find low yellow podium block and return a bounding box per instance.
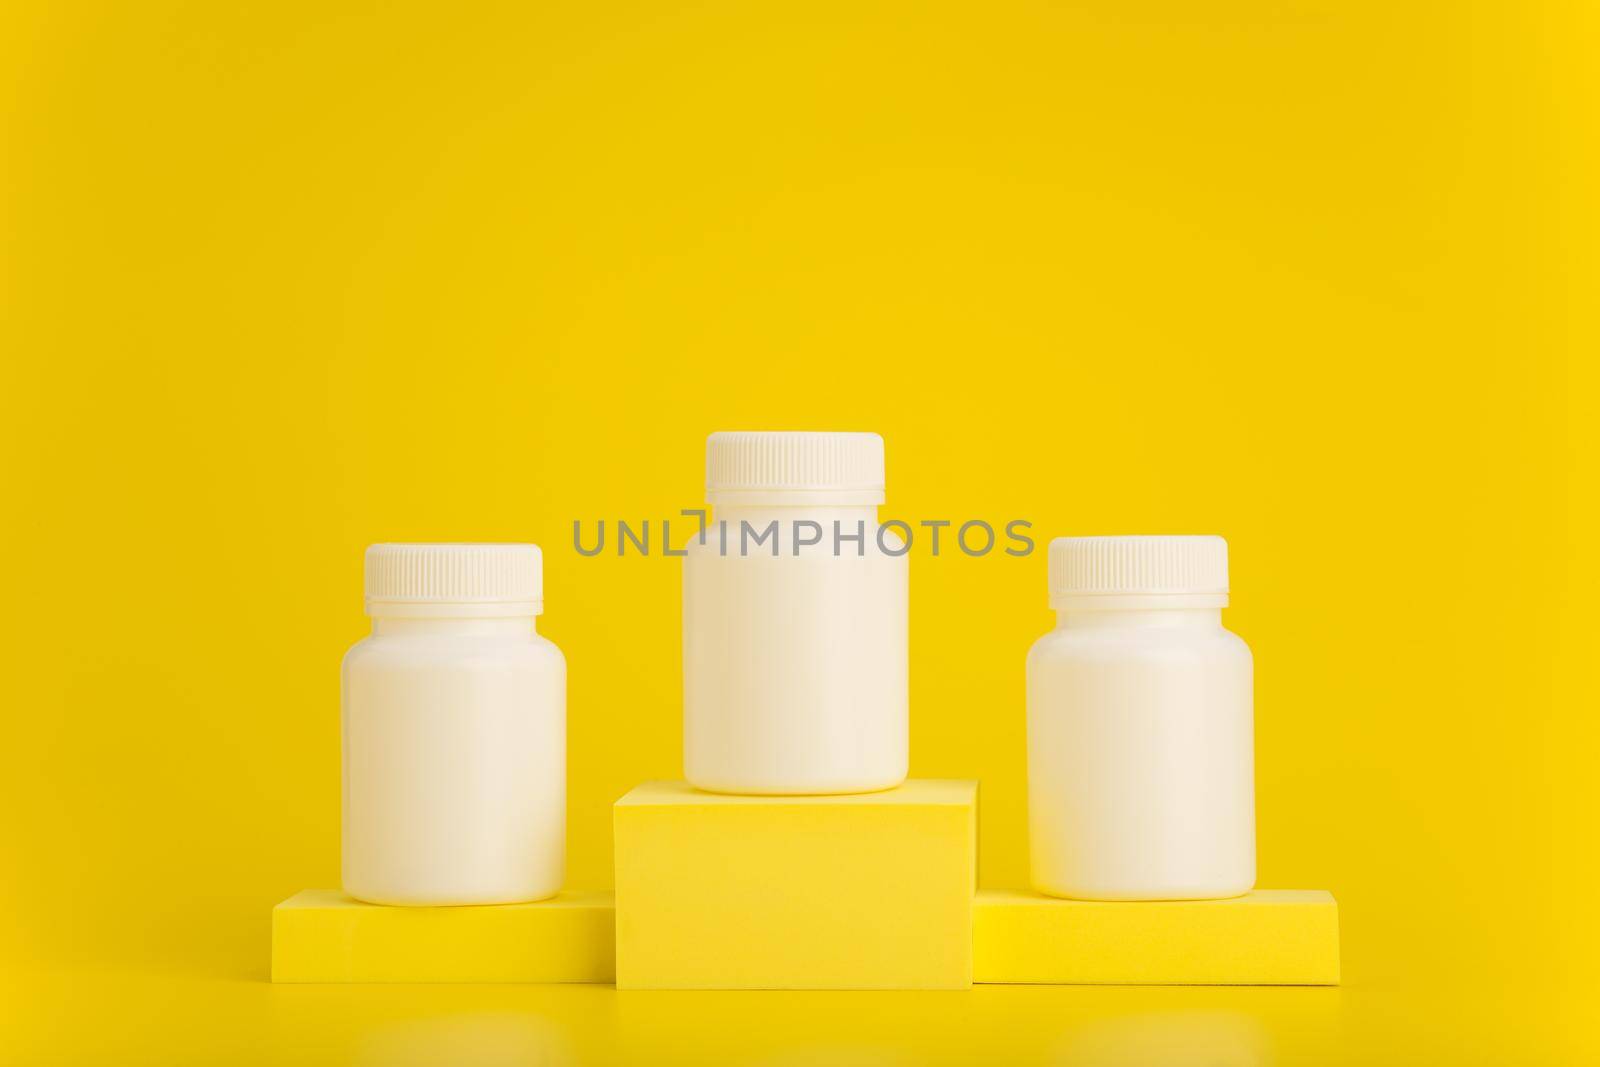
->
[271,889,615,983]
[614,780,978,989]
[974,889,1340,985]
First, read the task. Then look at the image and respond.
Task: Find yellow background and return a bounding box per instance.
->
[3,1,1595,1062]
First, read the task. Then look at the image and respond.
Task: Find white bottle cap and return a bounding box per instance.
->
[1048,535,1229,610]
[706,431,886,506]
[364,543,543,617]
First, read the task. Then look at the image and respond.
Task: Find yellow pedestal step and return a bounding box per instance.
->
[271,889,615,983]
[974,888,1340,985]
[614,779,978,989]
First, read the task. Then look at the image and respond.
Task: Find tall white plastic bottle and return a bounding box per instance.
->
[1026,536,1255,901]
[683,431,908,795]
[342,543,566,905]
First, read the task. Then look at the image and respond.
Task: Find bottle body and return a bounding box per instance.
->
[342,616,566,905]
[683,505,908,794]
[1026,608,1254,900]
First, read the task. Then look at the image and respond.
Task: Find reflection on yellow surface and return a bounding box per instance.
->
[7,967,1589,1066]
[352,1012,577,1067]
[1053,1011,1269,1067]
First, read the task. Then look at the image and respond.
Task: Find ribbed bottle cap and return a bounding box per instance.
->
[364,543,543,617]
[1048,536,1229,609]
[706,431,886,506]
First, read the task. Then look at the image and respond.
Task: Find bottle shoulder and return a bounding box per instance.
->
[343,630,565,675]
[1028,622,1252,667]
[1218,626,1253,662]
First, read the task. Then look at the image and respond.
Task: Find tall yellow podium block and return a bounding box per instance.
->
[613,780,978,989]
[271,889,615,983]
[974,888,1340,985]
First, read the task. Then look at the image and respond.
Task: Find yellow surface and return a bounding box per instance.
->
[2,0,1595,1059]
[270,889,614,984]
[7,969,1594,1065]
[975,889,1339,986]
[614,780,977,989]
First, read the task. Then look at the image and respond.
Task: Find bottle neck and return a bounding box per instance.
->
[371,615,537,636]
[1056,607,1223,631]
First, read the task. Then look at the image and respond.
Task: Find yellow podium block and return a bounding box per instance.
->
[271,889,615,983]
[614,779,978,989]
[974,888,1340,985]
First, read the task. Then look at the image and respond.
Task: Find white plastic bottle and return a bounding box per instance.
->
[342,543,566,905]
[683,431,908,795]
[1026,536,1255,900]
